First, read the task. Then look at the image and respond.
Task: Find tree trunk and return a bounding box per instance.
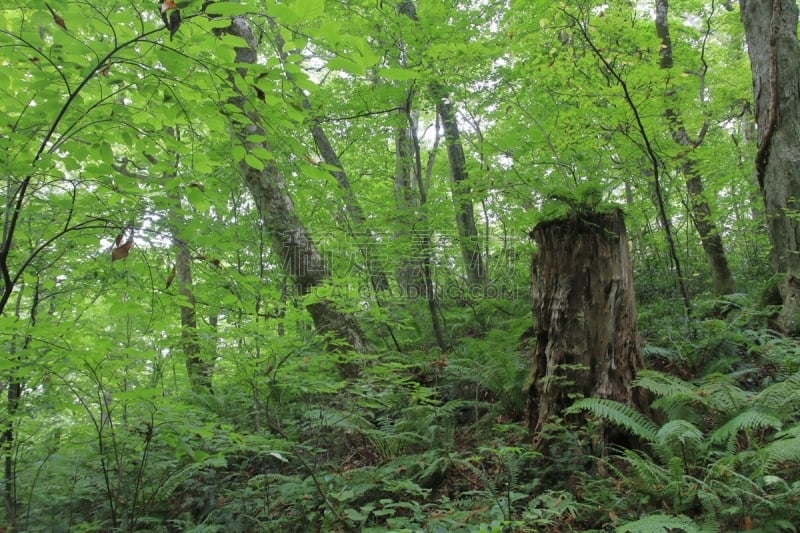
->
[395,0,486,289]
[163,127,214,394]
[740,0,800,333]
[2,280,38,533]
[222,17,371,353]
[269,21,391,294]
[656,0,735,296]
[432,86,487,288]
[394,98,447,351]
[393,112,426,299]
[685,172,736,295]
[172,222,213,394]
[527,210,644,446]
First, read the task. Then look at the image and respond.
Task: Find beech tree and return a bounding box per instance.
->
[740,0,800,333]
[656,0,735,296]
[220,16,371,353]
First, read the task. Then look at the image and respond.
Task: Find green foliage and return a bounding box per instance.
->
[0,0,791,531]
[568,363,800,531]
[615,513,702,533]
[567,398,659,443]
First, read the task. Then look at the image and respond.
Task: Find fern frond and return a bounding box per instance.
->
[635,370,698,399]
[566,398,658,442]
[761,431,800,470]
[651,395,704,424]
[621,449,670,490]
[698,374,748,415]
[423,399,472,426]
[615,513,701,533]
[755,373,800,418]
[643,344,681,361]
[152,461,206,502]
[654,420,705,463]
[636,371,708,421]
[695,486,723,520]
[708,409,782,448]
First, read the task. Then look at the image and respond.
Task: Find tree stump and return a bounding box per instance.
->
[527,209,644,446]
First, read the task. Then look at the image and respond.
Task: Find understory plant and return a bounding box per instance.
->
[568,368,800,531]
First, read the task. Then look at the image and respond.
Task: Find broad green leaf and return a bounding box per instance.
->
[204,2,250,16]
[379,67,417,81]
[244,153,264,170]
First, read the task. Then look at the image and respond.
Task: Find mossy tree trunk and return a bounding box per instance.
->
[527,210,644,446]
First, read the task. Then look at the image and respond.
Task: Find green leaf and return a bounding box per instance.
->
[344,508,365,522]
[379,67,417,81]
[305,0,325,18]
[244,153,264,170]
[204,2,250,16]
[327,56,365,76]
[186,186,210,212]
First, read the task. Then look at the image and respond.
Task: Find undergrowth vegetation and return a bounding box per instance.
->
[12,292,800,532]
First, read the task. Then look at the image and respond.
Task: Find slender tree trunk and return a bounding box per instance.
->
[394,111,426,299]
[222,17,371,353]
[3,375,21,533]
[527,210,644,448]
[432,85,487,288]
[394,96,447,351]
[655,0,735,295]
[269,21,391,293]
[684,171,736,294]
[159,127,214,393]
[396,0,486,289]
[393,0,427,300]
[740,0,800,333]
[2,280,38,532]
[171,223,212,394]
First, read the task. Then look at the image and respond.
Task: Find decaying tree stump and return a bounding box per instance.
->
[527,209,644,447]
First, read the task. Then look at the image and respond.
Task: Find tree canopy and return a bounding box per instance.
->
[0,0,797,531]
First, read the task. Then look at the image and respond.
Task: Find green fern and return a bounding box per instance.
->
[636,371,705,422]
[566,398,659,443]
[635,370,699,399]
[621,449,671,492]
[615,513,702,533]
[755,373,800,417]
[654,420,705,464]
[708,409,782,450]
[697,374,748,415]
[152,461,207,503]
[760,425,800,469]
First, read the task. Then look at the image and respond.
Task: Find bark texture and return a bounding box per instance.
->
[223,18,371,353]
[527,210,644,445]
[740,0,800,333]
